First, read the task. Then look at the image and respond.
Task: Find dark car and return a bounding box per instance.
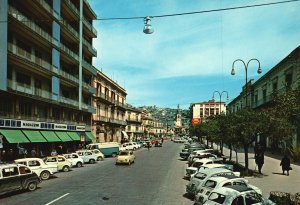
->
[0,163,41,195]
[180,147,205,160]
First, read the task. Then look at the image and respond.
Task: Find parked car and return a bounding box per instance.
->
[188,149,214,164]
[63,153,84,167]
[155,141,163,147]
[185,158,224,180]
[0,163,41,195]
[86,142,119,157]
[199,164,235,172]
[188,153,219,166]
[90,149,104,161]
[180,147,206,160]
[76,150,97,164]
[44,155,72,172]
[132,142,141,149]
[194,176,262,205]
[15,158,58,180]
[186,168,238,198]
[202,185,275,205]
[116,151,135,165]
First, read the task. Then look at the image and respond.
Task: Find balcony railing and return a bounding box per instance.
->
[7,42,57,73]
[9,6,56,46]
[83,38,97,56]
[64,0,79,17]
[35,0,59,20]
[61,43,79,61]
[60,96,79,107]
[82,59,96,75]
[83,17,97,36]
[60,70,79,84]
[83,0,97,18]
[61,17,79,40]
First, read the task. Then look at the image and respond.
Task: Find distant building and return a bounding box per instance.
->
[191,100,227,123]
[126,105,143,141]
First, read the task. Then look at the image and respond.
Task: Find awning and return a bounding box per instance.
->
[22,130,47,142]
[67,132,80,141]
[85,132,96,141]
[0,129,30,143]
[55,132,73,142]
[122,131,129,139]
[40,131,61,142]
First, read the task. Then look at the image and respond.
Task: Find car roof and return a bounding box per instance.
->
[198,168,232,175]
[201,164,226,168]
[15,158,42,161]
[0,163,27,168]
[225,185,254,192]
[207,175,240,183]
[194,158,214,163]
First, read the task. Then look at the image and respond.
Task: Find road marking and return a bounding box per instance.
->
[45,193,70,205]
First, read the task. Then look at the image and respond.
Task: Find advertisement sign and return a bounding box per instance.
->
[192,118,201,125]
[21,120,40,129]
[54,124,68,130]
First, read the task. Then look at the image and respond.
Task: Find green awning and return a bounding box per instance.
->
[22,130,47,142]
[0,129,30,143]
[40,131,61,142]
[55,132,73,142]
[67,132,80,141]
[85,132,96,141]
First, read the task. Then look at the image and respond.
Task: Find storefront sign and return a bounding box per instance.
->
[21,121,40,129]
[192,118,201,125]
[54,124,67,130]
[76,126,85,131]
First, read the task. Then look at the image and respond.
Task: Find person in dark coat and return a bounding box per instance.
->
[280,155,291,176]
[254,143,265,174]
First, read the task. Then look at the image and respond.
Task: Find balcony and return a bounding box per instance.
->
[83,17,97,37]
[82,59,97,75]
[60,70,79,84]
[64,0,79,18]
[83,38,97,57]
[61,17,79,41]
[7,79,52,101]
[8,6,57,47]
[60,96,79,107]
[8,42,57,74]
[61,43,79,62]
[35,0,59,20]
[83,0,97,18]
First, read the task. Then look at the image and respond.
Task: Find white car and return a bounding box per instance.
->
[132,142,141,149]
[185,158,224,180]
[63,153,84,167]
[203,185,275,205]
[44,155,72,172]
[76,150,97,164]
[198,164,235,173]
[186,168,238,198]
[188,149,214,163]
[15,158,58,180]
[120,142,138,151]
[194,176,262,205]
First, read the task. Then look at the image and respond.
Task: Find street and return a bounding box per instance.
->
[1,141,192,205]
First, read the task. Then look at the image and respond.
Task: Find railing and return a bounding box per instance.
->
[61,17,79,39]
[8,6,55,46]
[64,0,79,17]
[251,87,287,108]
[60,96,79,107]
[83,17,97,36]
[83,0,97,18]
[82,59,96,75]
[60,70,79,84]
[61,43,79,61]
[8,42,53,72]
[83,38,97,56]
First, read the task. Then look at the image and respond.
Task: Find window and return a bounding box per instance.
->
[208,192,226,204]
[204,180,217,188]
[231,196,244,205]
[2,167,19,177]
[47,158,57,162]
[245,193,263,205]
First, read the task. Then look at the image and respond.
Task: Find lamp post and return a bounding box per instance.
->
[231,59,262,108]
[212,91,229,114]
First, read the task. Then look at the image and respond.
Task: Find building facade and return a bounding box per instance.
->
[92,70,127,143]
[192,99,227,123]
[227,45,300,147]
[125,105,143,141]
[0,0,97,159]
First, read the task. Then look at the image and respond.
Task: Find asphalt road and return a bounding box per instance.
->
[1,141,193,205]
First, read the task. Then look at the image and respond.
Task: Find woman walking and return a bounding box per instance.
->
[280,154,291,176]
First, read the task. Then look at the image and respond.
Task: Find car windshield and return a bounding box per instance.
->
[204,180,217,188]
[119,152,129,156]
[194,172,207,180]
[245,192,263,204]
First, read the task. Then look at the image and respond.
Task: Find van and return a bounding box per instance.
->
[86,142,119,157]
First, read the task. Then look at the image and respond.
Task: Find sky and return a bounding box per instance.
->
[88,0,300,109]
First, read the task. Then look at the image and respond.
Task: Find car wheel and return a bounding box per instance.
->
[27,181,37,191]
[63,165,70,172]
[76,162,83,167]
[112,153,117,157]
[89,159,95,164]
[40,171,50,180]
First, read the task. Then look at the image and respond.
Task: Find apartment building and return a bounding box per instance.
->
[125,105,143,141]
[191,99,227,123]
[93,70,127,143]
[227,45,300,147]
[0,0,97,157]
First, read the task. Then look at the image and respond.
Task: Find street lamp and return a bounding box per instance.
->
[143,16,154,34]
[212,91,229,114]
[231,59,262,108]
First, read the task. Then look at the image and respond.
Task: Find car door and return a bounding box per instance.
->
[45,157,58,168]
[28,160,42,176]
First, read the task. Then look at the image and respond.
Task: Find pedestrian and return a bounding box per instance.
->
[51,148,57,156]
[31,148,37,157]
[254,143,265,174]
[280,154,291,176]
[147,142,150,151]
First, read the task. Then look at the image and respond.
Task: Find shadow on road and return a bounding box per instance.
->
[182,193,195,201]
[272,172,285,175]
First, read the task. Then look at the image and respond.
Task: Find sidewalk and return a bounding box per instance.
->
[219,145,300,197]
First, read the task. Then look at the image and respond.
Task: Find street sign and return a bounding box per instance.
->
[192,118,201,125]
